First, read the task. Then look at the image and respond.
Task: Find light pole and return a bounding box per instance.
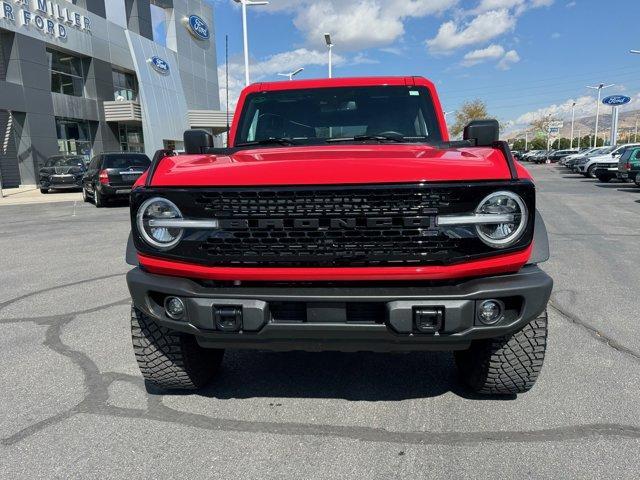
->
[277,68,304,81]
[324,33,333,78]
[234,0,269,86]
[635,115,639,142]
[570,101,576,149]
[586,83,614,147]
[524,131,528,151]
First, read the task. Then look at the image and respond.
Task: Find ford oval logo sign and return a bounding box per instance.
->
[149,56,170,74]
[602,95,631,106]
[187,15,210,40]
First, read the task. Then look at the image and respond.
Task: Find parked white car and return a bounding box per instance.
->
[576,143,640,177]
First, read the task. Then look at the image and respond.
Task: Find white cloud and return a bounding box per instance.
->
[551,32,561,39]
[566,1,576,7]
[474,0,525,13]
[461,44,505,66]
[426,9,517,53]
[497,49,520,69]
[265,0,458,51]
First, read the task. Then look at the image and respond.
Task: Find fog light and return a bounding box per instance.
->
[164,296,185,320]
[477,299,504,325]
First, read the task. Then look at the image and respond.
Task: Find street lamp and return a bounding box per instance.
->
[324,33,333,78]
[277,68,304,81]
[586,83,614,147]
[234,0,269,86]
[570,102,576,149]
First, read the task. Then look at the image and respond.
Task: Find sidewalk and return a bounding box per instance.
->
[0,186,83,206]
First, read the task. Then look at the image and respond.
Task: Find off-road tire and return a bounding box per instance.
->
[131,307,224,390]
[454,310,548,395]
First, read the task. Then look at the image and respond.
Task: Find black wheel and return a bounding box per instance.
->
[587,164,597,178]
[40,188,49,194]
[82,187,90,203]
[454,310,548,395]
[94,187,104,208]
[131,307,224,390]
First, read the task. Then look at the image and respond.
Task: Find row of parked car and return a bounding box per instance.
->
[513,144,640,186]
[38,152,151,207]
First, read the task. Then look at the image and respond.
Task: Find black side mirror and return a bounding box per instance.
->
[184,129,214,154]
[463,119,499,147]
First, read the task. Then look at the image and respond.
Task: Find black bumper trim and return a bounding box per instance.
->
[127,265,552,352]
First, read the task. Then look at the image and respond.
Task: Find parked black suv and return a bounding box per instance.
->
[39,155,87,193]
[82,152,150,207]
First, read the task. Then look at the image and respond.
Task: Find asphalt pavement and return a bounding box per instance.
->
[1,165,639,478]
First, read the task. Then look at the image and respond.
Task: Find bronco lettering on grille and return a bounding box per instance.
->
[218,217,437,230]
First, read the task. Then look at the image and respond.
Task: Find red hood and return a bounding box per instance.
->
[146,145,529,187]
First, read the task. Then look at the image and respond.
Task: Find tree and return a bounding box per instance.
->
[450,100,490,137]
[512,138,526,150]
[530,137,547,150]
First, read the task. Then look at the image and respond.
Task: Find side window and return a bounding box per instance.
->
[632,149,640,161]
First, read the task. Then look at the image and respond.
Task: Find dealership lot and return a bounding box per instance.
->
[1,164,639,478]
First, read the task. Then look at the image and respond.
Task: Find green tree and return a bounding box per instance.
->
[530,137,547,150]
[511,138,526,150]
[450,100,490,137]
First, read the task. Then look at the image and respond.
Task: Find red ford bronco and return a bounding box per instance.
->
[126,77,552,395]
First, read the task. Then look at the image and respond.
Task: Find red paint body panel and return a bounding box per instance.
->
[148,145,519,187]
[138,245,532,282]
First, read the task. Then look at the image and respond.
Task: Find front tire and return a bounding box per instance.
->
[455,310,548,395]
[40,188,49,194]
[131,307,224,390]
[82,187,90,203]
[587,165,597,178]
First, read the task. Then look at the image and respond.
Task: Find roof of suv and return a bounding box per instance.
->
[244,76,434,93]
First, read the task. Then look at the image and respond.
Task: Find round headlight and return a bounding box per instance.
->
[475,191,527,248]
[136,197,184,250]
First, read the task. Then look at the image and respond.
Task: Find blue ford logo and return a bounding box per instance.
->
[149,56,170,74]
[602,95,631,106]
[187,15,210,40]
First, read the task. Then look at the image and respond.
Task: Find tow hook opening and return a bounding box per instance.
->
[413,306,444,333]
[214,305,243,332]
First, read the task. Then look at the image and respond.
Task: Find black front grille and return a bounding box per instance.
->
[131,182,535,267]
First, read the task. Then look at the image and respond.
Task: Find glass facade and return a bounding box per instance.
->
[56,117,92,159]
[47,49,85,97]
[112,69,138,101]
[118,123,145,152]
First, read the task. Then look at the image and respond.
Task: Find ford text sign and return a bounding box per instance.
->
[149,56,170,74]
[186,14,210,40]
[602,95,631,106]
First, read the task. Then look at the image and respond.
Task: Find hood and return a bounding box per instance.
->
[589,154,614,162]
[148,145,523,187]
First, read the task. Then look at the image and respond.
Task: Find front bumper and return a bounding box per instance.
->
[41,176,83,189]
[127,265,553,352]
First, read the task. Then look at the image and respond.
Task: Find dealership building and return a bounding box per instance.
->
[0,0,226,188]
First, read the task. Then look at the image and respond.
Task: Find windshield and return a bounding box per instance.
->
[103,154,150,169]
[45,156,85,167]
[234,86,443,146]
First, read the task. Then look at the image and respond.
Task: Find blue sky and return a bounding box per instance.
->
[204,0,640,133]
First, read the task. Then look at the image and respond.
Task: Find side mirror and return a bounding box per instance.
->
[463,119,499,147]
[184,129,214,154]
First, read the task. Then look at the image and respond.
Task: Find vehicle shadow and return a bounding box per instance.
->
[594,183,632,189]
[148,350,515,401]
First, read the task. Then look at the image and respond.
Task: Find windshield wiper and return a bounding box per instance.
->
[326,134,405,143]
[235,137,296,147]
